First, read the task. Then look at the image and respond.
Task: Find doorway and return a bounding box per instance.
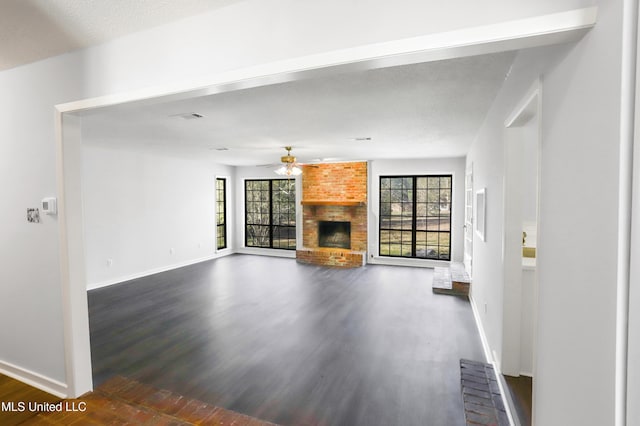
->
[501,80,541,425]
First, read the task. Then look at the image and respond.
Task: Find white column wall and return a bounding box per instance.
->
[466,0,623,423]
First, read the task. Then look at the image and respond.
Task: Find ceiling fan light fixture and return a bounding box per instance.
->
[275,146,302,176]
[274,163,303,176]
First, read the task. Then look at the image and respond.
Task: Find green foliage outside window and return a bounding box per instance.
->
[245,179,296,250]
[379,175,452,260]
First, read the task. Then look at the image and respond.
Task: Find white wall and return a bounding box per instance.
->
[82,144,233,289]
[628,115,640,424]
[628,40,640,422]
[536,0,622,423]
[78,0,595,98]
[0,0,610,401]
[0,54,86,386]
[466,0,623,423]
[368,158,466,266]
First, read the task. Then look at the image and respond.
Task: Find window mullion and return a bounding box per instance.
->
[411,177,417,257]
[270,180,275,248]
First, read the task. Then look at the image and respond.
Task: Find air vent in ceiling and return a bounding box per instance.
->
[170,112,204,120]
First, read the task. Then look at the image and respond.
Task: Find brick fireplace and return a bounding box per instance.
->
[296,162,367,268]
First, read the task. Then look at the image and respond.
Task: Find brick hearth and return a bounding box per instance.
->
[297,162,367,268]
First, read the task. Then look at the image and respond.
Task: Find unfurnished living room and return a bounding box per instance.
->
[2,1,640,426]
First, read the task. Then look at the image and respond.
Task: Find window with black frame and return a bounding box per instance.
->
[245,179,296,250]
[379,175,452,260]
[216,178,227,250]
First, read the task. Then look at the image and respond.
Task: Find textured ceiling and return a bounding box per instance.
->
[81,51,516,165]
[0,0,246,71]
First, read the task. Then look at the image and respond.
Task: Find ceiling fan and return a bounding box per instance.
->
[274,146,303,176]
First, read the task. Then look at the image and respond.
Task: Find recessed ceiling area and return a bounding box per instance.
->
[80,51,516,165]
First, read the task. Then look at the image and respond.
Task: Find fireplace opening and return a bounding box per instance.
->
[318,221,351,249]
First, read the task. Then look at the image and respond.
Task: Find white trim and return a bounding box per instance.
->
[0,360,68,399]
[87,253,230,290]
[469,295,517,426]
[368,256,446,268]
[504,80,541,128]
[501,77,542,424]
[235,247,296,258]
[56,113,93,398]
[369,167,461,262]
[469,294,493,364]
[54,6,597,402]
[215,175,231,253]
[616,0,639,424]
[475,188,487,242]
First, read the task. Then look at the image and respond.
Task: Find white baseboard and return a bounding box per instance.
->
[0,359,68,398]
[88,252,233,290]
[367,256,446,268]
[469,294,493,364]
[469,294,517,426]
[235,247,296,258]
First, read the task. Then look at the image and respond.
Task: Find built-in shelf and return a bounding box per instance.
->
[301,200,366,207]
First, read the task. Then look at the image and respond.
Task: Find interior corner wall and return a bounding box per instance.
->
[82,144,234,289]
[467,0,623,424]
[368,158,466,265]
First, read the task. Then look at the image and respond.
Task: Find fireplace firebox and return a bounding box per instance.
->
[318,221,351,249]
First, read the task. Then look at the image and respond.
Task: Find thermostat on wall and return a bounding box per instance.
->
[41,197,57,215]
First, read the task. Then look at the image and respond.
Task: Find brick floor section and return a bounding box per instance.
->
[17,376,279,425]
[433,263,470,296]
[460,359,509,426]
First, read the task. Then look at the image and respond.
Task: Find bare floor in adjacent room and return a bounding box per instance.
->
[88,254,485,426]
[505,375,532,426]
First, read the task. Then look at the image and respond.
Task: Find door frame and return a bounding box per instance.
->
[501,78,542,425]
[464,163,474,276]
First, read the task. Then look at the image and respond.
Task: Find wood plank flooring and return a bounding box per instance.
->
[504,375,532,426]
[88,254,485,426]
[0,374,61,426]
[0,373,278,425]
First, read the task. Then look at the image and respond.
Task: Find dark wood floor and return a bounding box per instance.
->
[504,375,532,426]
[88,254,485,426]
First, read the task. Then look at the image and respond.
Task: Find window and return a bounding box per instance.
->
[379,175,452,260]
[245,179,296,250]
[216,178,227,250]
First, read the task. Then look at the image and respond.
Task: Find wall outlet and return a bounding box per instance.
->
[484,303,488,314]
[170,248,175,255]
[106,258,113,267]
